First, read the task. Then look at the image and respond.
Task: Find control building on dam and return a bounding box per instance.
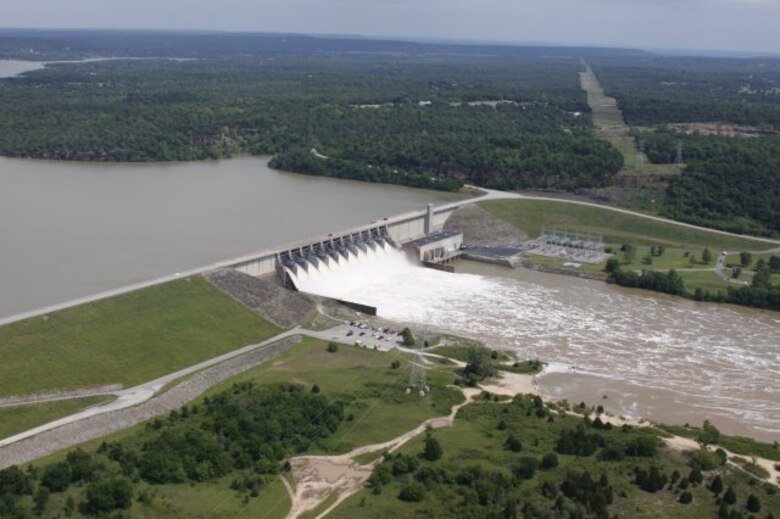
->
[226,202,460,287]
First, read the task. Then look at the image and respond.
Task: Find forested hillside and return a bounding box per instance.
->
[0,54,622,191]
[592,57,780,127]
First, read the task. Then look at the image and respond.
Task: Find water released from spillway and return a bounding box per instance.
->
[292,249,780,441]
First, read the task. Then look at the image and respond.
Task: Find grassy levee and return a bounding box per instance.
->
[0,277,280,397]
[481,199,771,250]
[676,271,740,294]
[0,396,113,441]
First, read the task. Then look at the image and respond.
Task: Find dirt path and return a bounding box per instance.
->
[283,388,481,519]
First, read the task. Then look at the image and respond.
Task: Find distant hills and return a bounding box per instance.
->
[0,28,651,61]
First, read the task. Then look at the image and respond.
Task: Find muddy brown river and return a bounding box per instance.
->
[295,251,780,442]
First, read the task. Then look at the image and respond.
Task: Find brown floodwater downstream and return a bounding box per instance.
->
[453,263,780,442]
[295,252,780,442]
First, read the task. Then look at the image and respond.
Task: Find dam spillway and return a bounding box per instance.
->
[280,228,399,294]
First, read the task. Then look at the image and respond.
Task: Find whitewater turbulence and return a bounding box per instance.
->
[287,242,472,307]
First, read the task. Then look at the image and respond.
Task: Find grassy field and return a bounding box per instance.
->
[330,398,780,518]
[677,271,738,294]
[725,251,780,267]
[481,199,772,250]
[203,338,464,454]
[620,248,711,271]
[0,396,113,441]
[522,252,608,275]
[0,277,281,397]
[21,471,292,519]
[14,336,780,518]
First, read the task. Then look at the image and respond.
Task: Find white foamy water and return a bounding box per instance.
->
[293,249,780,441]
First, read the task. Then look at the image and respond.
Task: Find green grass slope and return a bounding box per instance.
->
[0,277,280,397]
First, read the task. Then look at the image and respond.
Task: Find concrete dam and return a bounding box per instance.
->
[0,199,468,327]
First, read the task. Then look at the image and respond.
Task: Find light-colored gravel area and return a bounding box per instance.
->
[203,270,314,328]
[0,336,301,469]
[444,203,527,246]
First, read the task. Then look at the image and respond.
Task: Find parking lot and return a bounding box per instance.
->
[313,321,404,351]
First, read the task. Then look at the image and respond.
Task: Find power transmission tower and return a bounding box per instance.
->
[408,342,428,396]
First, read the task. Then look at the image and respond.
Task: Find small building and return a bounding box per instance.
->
[404,230,463,263]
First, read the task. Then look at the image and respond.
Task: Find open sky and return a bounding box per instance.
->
[4,0,780,54]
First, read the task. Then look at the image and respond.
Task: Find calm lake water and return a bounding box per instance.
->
[0,155,458,318]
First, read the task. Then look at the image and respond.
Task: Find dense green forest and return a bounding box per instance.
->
[0,29,649,62]
[629,130,780,236]
[591,57,780,127]
[0,33,625,191]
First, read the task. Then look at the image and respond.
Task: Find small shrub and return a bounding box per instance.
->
[505,435,523,453]
[541,452,559,470]
[690,448,722,470]
[709,474,723,494]
[511,457,538,480]
[678,491,692,504]
[398,481,426,502]
[326,342,339,353]
[746,494,761,513]
[421,434,443,461]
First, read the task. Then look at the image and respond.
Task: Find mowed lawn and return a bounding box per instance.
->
[0,277,280,397]
[481,199,772,250]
